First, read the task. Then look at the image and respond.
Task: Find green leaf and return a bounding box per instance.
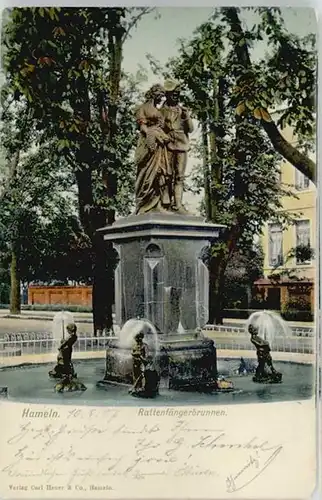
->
[47,40,57,49]
[245,100,254,110]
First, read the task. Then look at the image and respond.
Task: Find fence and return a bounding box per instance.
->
[214,338,314,354]
[0,333,314,358]
[204,324,315,338]
[0,335,114,358]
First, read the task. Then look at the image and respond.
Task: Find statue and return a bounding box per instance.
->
[130,331,159,398]
[49,323,87,392]
[161,79,194,214]
[134,84,172,214]
[249,324,282,383]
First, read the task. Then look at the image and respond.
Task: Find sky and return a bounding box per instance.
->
[120,7,317,213]
[122,7,317,88]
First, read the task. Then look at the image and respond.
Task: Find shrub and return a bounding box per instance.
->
[281,296,313,322]
[223,308,313,322]
[281,310,314,322]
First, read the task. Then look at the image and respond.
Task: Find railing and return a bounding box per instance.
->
[0,335,115,358]
[204,324,315,337]
[215,337,314,354]
[0,334,314,357]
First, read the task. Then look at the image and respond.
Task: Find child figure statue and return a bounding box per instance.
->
[49,323,86,392]
[130,331,159,398]
[249,324,282,384]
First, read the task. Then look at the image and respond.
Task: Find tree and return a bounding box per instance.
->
[2,7,149,331]
[150,17,296,323]
[0,101,84,311]
[223,244,264,309]
[0,89,37,313]
[222,7,316,182]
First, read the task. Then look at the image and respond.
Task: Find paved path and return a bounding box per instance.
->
[0,309,314,328]
[0,317,94,337]
[0,309,93,322]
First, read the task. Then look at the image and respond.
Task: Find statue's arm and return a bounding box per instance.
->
[182,107,194,134]
[65,334,77,348]
[59,338,69,350]
[136,106,148,136]
[71,334,77,346]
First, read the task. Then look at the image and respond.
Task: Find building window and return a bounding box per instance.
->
[268,224,283,266]
[295,220,311,265]
[295,170,310,190]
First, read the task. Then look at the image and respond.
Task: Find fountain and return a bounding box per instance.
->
[94,84,236,396]
[98,317,224,394]
[48,320,87,393]
[0,82,314,406]
[246,311,285,384]
[97,318,160,388]
[245,310,290,348]
[52,311,75,352]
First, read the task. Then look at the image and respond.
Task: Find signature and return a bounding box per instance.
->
[226,446,283,493]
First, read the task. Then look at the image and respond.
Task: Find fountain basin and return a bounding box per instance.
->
[0,356,313,405]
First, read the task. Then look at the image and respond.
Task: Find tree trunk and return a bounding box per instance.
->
[92,18,123,336]
[10,247,21,314]
[201,120,211,219]
[261,120,315,182]
[6,109,30,316]
[208,252,228,325]
[207,77,226,322]
[92,237,115,336]
[208,224,242,324]
[74,168,114,336]
[209,76,224,221]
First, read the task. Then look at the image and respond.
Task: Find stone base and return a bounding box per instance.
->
[165,336,218,391]
[98,212,225,393]
[103,333,219,393]
[98,212,224,333]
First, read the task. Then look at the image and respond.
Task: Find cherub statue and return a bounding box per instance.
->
[49,323,78,379]
[130,331,159,398]
[49,323,86,392]
[249,324,282,383]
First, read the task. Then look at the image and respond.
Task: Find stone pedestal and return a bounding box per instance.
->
[99,213,224,334]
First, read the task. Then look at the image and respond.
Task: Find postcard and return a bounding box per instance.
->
[0,5,320,499]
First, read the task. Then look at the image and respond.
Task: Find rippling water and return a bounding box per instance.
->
[0,357,314,406]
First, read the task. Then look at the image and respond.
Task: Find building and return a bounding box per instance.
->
[256,125,316,313]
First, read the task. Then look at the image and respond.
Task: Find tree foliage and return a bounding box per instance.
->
[3,7,146,226]
[0,100,92,296]
[222,7,316,181]
[148,11,307,322]
[2,7,148,330]
[223,244,264,309]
